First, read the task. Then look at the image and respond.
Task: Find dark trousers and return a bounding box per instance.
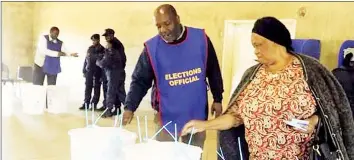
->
[32,64,57,85]
[102,73,108,107]
[84,70,102,105]
[106,71,126,109]
[118,72,126,106]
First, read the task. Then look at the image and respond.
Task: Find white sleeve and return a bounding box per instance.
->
[60,42,71,56]
[37,36,59,57]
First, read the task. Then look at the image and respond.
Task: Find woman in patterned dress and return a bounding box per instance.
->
[181,17,354,160]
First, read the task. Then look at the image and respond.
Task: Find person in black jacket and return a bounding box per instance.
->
[98,28,127,112]
[102,28,126,68]
[79,34,105,110]
[332,50,354,116]
[96,40,126,117]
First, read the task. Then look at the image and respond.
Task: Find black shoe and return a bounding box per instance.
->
[102,108,115,118]
[102,107,121,118]
[96,106,106,111]
[79,103,90,110]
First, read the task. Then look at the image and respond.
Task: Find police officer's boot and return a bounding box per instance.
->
[102,107,116,118]
[97,101,106,111]
[79,103,90,110]
[96,105,106,111]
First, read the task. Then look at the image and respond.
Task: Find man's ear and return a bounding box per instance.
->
[176,15,180,24]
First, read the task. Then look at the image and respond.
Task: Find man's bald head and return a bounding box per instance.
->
[154,4,182,43]
[154,4,178,17]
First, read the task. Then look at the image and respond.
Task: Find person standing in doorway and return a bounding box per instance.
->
[79,34,105,110]
[98,28,127,111]
[33,26,78,85]
[122,4,224,149]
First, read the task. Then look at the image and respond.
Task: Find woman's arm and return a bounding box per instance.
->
[207,114,243,130]
[181,114,243,136]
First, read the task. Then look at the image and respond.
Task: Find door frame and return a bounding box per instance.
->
[221,19,297,107]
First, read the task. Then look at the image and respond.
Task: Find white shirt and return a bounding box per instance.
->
[176,24,186,40]
[34,35,71,67]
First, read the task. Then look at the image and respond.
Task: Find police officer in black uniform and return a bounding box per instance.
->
[96,40,125,117]
[98,28,127,112]
[79,34,105,110]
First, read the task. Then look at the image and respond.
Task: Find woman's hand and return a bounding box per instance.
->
[182,114,243,136]
[181,120,208,136]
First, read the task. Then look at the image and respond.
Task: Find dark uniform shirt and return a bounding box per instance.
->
[83,44,105,74]
[96,48,124,70]
[111,37,127,69]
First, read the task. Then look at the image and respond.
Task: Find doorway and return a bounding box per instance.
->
[221,19,297,106]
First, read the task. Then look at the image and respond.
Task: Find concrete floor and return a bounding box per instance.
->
[1,83,218,160]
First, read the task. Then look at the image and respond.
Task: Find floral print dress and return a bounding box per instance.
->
[227,57,317,160]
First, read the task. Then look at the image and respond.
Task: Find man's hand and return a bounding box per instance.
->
[70,53,79,57]
[58,52,66,56]
[294,115,319,134]
[211,102,223,117]
[122,109,134,125]
[181,120,208,136]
